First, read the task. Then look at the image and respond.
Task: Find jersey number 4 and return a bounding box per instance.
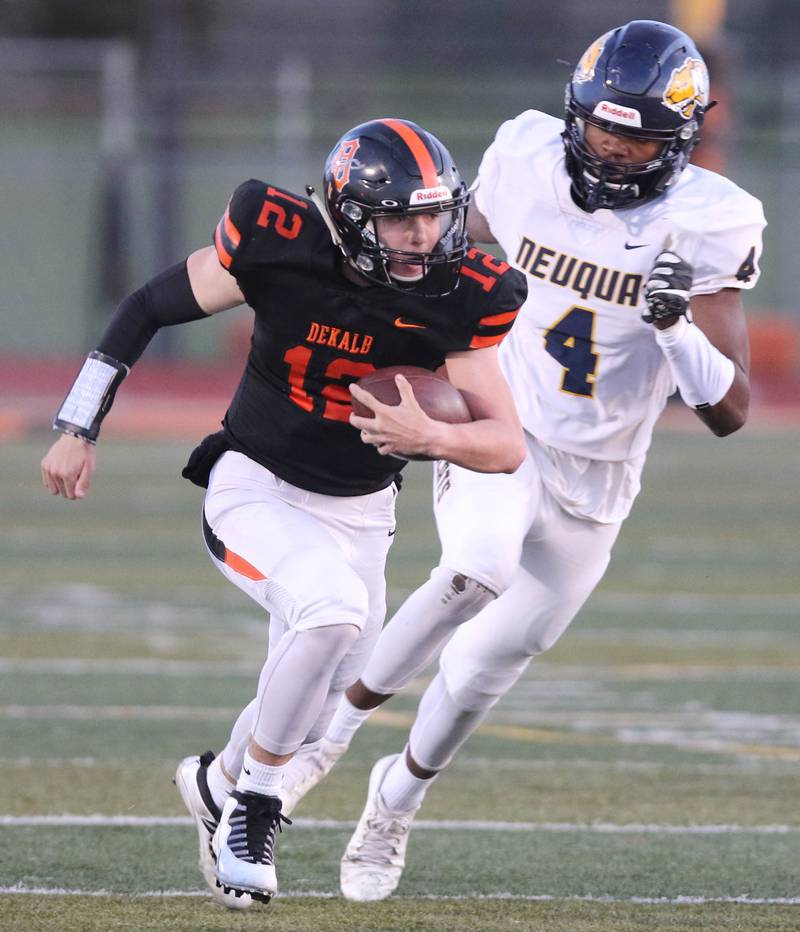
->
[544,306,598,397]
[284,347,375,422]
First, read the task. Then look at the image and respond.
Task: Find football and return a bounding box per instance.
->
[352,365,472,424]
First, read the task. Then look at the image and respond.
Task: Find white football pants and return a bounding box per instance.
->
[361,440,622,770]
[203,451,396,756]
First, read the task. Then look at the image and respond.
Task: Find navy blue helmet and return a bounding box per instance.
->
[563,20,710,212]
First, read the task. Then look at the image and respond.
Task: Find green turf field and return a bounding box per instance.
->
[1,427,798,931]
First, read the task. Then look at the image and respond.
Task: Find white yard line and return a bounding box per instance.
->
[0,660,797,689]
[2,814,797,834]
[0,705,237,720]
[1,885,798,905]
[1,756,792,774]
[0,658,258,676]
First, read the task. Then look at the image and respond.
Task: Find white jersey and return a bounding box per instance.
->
[474,109,766,466]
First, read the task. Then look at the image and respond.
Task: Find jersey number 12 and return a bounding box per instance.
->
[283,346,375,422]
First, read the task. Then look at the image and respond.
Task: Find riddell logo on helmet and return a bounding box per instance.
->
[410,186,450,205]
[593,101,642,128]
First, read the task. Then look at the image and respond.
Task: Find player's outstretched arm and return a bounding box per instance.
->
[41,247,245,501]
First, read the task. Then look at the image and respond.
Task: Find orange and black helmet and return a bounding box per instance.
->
[323,118,469,296]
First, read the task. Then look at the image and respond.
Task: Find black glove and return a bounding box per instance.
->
[643,248,693,324]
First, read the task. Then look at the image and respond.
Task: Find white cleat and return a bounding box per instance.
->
[173,752,252,910]
[212,790,290,905]
[280,737,349,817]
[340,754,418,902]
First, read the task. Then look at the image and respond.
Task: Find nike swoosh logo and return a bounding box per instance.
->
[624,242,649,250]
[242,765,251,775]
[394,317,427,329]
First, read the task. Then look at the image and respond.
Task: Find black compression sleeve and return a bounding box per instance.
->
[95,261,207,366]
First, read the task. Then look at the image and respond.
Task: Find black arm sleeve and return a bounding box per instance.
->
[95,261,207,366]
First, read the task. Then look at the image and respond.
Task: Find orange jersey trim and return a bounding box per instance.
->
[469,332,507,349]
[380,119,439,189]
[214,223,232,269]
[214,206,241,270]
[479,309,519,327]
[224,208,241,246]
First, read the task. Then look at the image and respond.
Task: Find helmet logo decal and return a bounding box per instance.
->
[593,100,642,128]
[574,31,610,84]
[662,57,709,119]
[331,138,361,192]
[409,185,451,206]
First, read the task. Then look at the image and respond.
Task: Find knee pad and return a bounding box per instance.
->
[429,565,497,613]
[436,546,520,596]
[267,556,369,632]
[359,566,496,696]
[252,623,360,754]
[440,637,532,713]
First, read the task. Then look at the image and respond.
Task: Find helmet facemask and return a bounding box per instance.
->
[563,105,699,212]
[339,191,469,297]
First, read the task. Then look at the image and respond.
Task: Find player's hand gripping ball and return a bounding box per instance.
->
[352,366,472,423]
[352,366,472,460]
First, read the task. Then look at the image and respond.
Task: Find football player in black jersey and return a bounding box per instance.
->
[41,118,527,907]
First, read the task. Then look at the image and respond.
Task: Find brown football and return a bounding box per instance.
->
[352,365,472,424]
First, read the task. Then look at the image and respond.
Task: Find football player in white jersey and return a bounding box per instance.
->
[268,20,767,901]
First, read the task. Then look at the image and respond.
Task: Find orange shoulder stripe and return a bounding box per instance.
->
[214,205,241,270]
[469,332,507,349]
[224,207,241,246]
[214,222,233,269]
[479,309,519,327]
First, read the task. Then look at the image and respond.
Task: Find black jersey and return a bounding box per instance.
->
[211,179,527,495]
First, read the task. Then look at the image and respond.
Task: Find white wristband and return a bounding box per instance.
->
[53,351,129,443]
[654,316,735,409]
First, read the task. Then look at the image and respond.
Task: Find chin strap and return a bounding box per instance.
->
[306,185,345,251]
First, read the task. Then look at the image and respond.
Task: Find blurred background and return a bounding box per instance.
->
[0,0,798,427]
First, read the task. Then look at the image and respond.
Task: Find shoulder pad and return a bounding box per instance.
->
[214,180,319,274]
[459,247,527,348]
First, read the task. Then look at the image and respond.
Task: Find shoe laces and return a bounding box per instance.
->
[354,803,412,864]
[289,750,324,786]
[227,791,292,865]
